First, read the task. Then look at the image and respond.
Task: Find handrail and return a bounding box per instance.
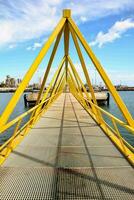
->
[69,89,134,166]
[0,92,60,135]
[102,118,134,152]
[80,95,134,153]
[0,119,31,151]
[0,91,62,166]
[84,97,134,136]
[0,92,61,153]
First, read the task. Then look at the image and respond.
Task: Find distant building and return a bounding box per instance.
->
[33,83,40,89]
[10,78,16,87]
[5,75,16,87]
[0,81,6,88]
[17,78,22,86]
[5,75,11,87]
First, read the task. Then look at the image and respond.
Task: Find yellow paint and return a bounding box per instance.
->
[0,17,66,127]
[0,9,134,166]
[68,17,134,127]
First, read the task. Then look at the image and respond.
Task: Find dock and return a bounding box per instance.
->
[24,92,50,107]
[24,92,43,107]
[83,92,110,105]
[24,91,110,107]
[1,93,134,199]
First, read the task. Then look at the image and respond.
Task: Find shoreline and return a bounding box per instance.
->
[0,88,134,93]
[0,88,40,93]
[102,89,134,91]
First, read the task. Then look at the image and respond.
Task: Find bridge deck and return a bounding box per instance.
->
[1,93,134,199]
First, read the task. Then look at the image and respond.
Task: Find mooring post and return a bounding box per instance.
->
[107,92,110,106]
[24,94,27,107]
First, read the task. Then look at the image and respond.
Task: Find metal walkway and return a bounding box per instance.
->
[1,93,134,199]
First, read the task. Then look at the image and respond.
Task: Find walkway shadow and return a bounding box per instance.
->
[51,94,134,199]
[8,94,134,199]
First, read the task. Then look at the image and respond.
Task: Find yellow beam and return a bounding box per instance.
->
[68,17,134,127]
[69,25,103,123]
[52,71,65,95]
[68,56,101,122]
[68,64,91,107]
[0,17,66,127]
[56,75,66,93]
[0,92,61,165]
[44,72,65,107]
[68,56,88,97]
[35,28,63,106]
[68,68,88,107]
[31,57,66,120]
[49,66,65,98]
[63,9,71,18]
[84,96,134,136]
[68,68,79,93]
[69,24,97,105]
[67,76,77,95]
[64,21,70,82]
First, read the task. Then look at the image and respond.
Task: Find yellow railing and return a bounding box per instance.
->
[70,88,134,165]
[0,91,62,165]
[84,97,134,148]
[0,9,133,167]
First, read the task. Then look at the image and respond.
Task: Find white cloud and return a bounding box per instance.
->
[0,0,134,47]
[0,0,62,47]
[90,18,134,47]
[9,44,16,49]
[27,42,42,51]
[33,42,42,49]
[80,16,88,23]
[26,46,32,51]
[69,0,134,21]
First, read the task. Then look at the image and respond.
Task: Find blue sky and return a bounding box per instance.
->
[0,0,134,85]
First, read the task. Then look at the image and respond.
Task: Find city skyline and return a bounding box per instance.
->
[0,1,134,86]
[1,74,134,89]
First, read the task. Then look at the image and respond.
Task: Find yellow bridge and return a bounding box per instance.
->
[0,9,134,199]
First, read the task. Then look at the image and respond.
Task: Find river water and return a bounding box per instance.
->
[0,91,134,146]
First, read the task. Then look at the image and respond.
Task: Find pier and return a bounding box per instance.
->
[1,93,134,199]
[0,9,134,199]
[24,91,110,107]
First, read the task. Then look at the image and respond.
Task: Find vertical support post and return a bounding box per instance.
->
[57,76,66,93]
[52,71,65,95]
[63,9,71,84]
[68,68,88,107]
[8,119,22,150]
[68,68,80,93]
[64,22,70,83]
[67,76,77,96]
[111,118,127,156]
[48,63,64,98]
[48,72,65,106]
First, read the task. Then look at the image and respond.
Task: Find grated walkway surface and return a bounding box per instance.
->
[1,93,134,199]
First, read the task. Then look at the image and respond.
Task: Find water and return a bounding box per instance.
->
[0,93,29,144]
[101,91,134,146]
[0,91,134,146]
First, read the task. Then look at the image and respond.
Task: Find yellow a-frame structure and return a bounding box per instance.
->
[0,9,134,165]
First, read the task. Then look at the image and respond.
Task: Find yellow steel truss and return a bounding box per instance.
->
[0,9,134,166]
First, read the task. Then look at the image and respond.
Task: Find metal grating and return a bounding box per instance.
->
[1,167,134,200]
